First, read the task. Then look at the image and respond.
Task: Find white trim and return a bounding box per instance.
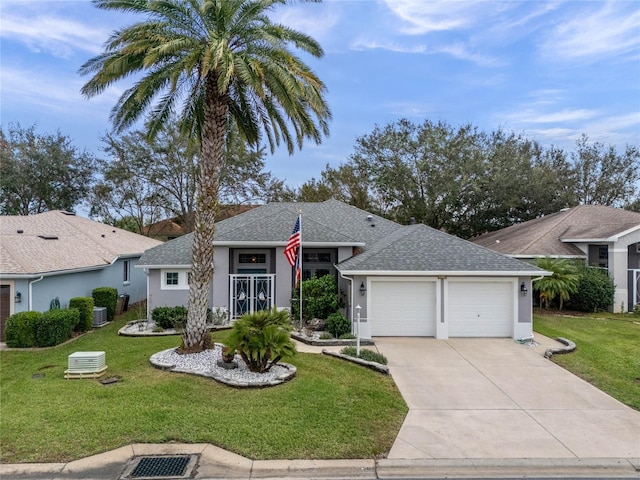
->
[212,241,365,247]
[161,269,189,290]
[609,224,640,241]
[509,254,585,259]
[135,264,191,270]
[338,269,550,277]
[0,281,16,318]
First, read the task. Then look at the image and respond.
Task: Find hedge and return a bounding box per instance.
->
[566,266,615,312]
[4,311,40,348]
[92,287,118,321]
[69,297,94,332]
[152,306,188,330]
[34,308,78,347]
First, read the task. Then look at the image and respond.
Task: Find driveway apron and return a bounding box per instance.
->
[374,337,640,460]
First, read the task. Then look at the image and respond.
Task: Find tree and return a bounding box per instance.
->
[80,0,330,352]
[0,123,96,215]
[570,134,640,207]
[93,119,285,233]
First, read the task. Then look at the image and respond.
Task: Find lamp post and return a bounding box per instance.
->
[355,304,361,356]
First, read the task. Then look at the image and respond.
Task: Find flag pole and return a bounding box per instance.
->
[298,212,303,331]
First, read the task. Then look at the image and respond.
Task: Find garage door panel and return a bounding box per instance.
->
[448,281,513,337]
[371,281,436,336]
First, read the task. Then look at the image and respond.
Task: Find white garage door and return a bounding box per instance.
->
[448,281,514,337]
[370,281,436,336]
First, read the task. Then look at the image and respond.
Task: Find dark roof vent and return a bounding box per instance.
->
[60,211,76,216]
[366,215,373,222]
[17,229,23,234]
[38,235,59,240]
[409,217,416,225]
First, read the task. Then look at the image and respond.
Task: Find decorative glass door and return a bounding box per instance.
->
[230,274,275,318]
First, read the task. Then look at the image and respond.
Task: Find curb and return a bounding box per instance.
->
[2,452,639,480]
[322,349,390,374]
[544,336,576,359]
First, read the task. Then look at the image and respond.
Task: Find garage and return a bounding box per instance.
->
[370,280,437,336]
[447,280,514,337]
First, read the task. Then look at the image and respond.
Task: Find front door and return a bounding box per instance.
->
[230,274,275,318]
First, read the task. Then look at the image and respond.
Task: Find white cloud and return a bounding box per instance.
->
[271,2,341,42]
[384,101,433,118]
[350,38,426,53]
[432,43,506,67]
[505,108,599,125]
[0,9,109,58]
[540,1,640,62]
[382,0,483,35]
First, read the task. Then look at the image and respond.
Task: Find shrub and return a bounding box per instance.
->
[326,312,351,338]
[92,287,118,321]
[69,297,94,332]
[566,266,615,312]
[152,306,188,330]
[340,346,388,365]
[319,332,334,340]
[634,304,640,316]
[338,333,356,339]
[4,311,41,348]
[34,308,78,347]
[533,258,580,309]
[226,308,296,373]
[291,275,343,320]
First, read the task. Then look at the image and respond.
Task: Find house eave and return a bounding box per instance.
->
[335,269,551,277]
[135,264,192,270]
[212,241,366,247]
[0,264,108,279]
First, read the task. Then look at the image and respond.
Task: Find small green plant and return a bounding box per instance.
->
[208,307,229,325]
[226,308,296,373]
[152,306,187,330]
[338,333,356,339]
[152,326,164,333]
[340,346,388,365]
[69,297,94,332]
[319,332,334,340]
[633,304,640,316]
[92,287,118,321]
[325,312,351,338]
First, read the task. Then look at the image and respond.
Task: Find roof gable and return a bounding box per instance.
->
[0,211,162,275]
[473,205,640,256]
[337,224,544,273]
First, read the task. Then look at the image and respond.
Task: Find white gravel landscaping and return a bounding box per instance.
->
[150,343,296,388]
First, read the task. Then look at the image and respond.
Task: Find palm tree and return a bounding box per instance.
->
[80,0,330,352]
[534,257,580,310]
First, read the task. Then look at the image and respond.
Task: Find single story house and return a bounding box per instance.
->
[137,200,546,340]
[0,210,162,340]
[472,205,640,312]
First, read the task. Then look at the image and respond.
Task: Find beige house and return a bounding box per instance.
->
[473,205,640,312]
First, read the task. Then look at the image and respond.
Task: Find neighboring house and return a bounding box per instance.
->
[473,205,640,312]
[137,199,546,340]
[0,211,162,341]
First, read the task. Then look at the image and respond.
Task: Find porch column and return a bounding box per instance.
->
[609,247,628,312]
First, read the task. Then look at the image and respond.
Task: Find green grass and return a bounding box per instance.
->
[0,311,407,463]
[534,310,640,411]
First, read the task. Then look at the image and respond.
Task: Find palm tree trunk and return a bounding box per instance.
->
[182,76,228,352]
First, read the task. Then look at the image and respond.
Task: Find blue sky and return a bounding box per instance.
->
[1,0,639,188]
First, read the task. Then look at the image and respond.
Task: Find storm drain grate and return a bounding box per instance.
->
[124,455,196,479]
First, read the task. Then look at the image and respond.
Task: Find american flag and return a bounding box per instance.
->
[284,216,301,266]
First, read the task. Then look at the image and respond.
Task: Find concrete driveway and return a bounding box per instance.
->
[374,336,640,460]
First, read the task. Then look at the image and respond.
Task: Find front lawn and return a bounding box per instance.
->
[0,310,407,463]
[534,311,640,411]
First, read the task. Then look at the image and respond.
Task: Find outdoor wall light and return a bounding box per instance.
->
[520,282,528,296]
[15,291,22,303]
[359,281,366,296]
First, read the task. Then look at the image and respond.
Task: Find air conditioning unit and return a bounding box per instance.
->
[93,306,107,327]
[65,351,107,379]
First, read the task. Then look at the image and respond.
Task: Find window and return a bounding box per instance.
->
[299,249,335,281]
[303,252,332,263]
[123,260,130,283]
[239,253,266,264]
[161,269,189,290]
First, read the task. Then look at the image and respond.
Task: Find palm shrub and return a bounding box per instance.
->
[226,308,296,373]
[533,257,580,310]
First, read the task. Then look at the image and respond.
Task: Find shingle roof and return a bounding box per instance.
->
[473,205,640,257]
[138,199,399,267]
[337,224,544,274]
[0,211,162,276]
